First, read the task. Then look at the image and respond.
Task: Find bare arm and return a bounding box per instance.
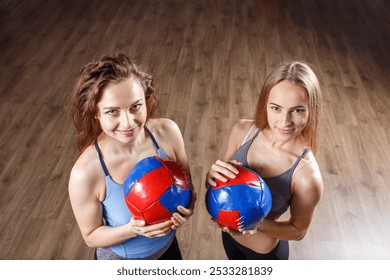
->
[68,160,172,248]
[245,160,323,240]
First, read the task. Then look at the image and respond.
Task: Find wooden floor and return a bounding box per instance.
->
[0,0,389,260]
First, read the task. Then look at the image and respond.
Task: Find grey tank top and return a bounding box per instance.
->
[231,127,309,218]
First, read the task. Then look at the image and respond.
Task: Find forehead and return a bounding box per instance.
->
[268,80,308,106]
[99,77,145,105]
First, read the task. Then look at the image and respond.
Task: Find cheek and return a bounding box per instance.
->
[266,111,273,123]
[296,114,309,128]
[99,116,117,130]
[266,112,278,126]
[137,108,148,122]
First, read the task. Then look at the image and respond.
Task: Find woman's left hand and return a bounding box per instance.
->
[240,228,257,236]
[171,190,197,229]
[210,218,256,236]
[170,205,193,229]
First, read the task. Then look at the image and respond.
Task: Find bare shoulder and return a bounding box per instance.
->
[292,152,323,200]
[69,146,103,196]
[146,118,180,135]
[229,119,256,143]
[145,118,184,160]
[222,119,256,160]
[232,119,255,132]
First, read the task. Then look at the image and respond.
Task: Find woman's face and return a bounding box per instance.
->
[266,80,309,142]
[97,76,147,144]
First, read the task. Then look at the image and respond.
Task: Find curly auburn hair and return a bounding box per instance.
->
[71,53,159,153]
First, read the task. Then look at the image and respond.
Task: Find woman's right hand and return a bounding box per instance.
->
[129,218,172,238]
[206,159,242,187]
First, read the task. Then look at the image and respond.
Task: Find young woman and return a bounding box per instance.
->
[206,61,323,260]
[69,53,196,260]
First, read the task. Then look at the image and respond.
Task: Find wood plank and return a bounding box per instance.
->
[0,0,389,260]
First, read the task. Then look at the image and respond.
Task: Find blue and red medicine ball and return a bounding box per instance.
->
[206,165,272,231]
[123,156,191,224]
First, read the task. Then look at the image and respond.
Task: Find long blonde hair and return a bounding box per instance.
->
[254,61,323,154]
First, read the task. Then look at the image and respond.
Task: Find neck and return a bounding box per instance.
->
[263,128,303,151]
[98,129,146,156]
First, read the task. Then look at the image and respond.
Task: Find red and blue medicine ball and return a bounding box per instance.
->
[123,156,191,225]
[206,166,272,231]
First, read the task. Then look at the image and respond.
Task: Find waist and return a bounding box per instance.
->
[232,232,279,254]
[109,231,175,259]
[97,234,175,260]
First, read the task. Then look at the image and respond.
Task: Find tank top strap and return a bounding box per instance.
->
[244,127,260,146]
[144,126,160,149]
[291,147,310,171]
[144,126,170,159]
[95,141,110,176]
[240,124,260,145]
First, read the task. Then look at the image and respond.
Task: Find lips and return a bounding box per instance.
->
[278,127,294,134]
[116,127,137,137]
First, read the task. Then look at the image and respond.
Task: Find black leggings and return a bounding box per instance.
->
[158,236,183,260]
[222,232,289,260]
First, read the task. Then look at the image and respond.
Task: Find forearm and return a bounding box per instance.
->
[256,218,307,241]
[83,223,137,248]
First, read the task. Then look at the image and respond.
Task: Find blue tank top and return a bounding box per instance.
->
[95,126,175,258]
[231,127,309,218]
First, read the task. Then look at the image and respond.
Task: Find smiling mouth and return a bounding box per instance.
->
[278,127,294,134]
[117,127,137,136]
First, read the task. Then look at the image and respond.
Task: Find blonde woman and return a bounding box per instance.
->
[206,61,323,260]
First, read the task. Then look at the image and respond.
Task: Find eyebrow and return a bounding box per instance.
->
[269,102,306,109]
[102,106,118,110]
[102,99,144,110]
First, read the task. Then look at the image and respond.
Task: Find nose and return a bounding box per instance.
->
[120,111,134,128]
[281,112,293,127]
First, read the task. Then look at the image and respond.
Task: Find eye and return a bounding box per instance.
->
[292,108,306,113]
[131,103,143,111]
[270,105,281,112]
[105,109,118,116]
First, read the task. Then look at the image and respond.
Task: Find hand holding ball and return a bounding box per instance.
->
[123,157,191,225]
[206,165,272,231]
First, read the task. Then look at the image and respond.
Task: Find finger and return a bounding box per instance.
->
[209,170,230,182]
[177,205,193,217]
[145,227,172,238]
[210,218,224,230]
[142,221,172,237]
[212,160,239,179]
[171,206,191,225]
[142,220,171,231]
[130,218,146,227]
[215,159,240,174]
[170,215,185,229]
[207,176,218,187]
[172,213,186,226]
[230,160,243,166]
[242,228,257,236]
